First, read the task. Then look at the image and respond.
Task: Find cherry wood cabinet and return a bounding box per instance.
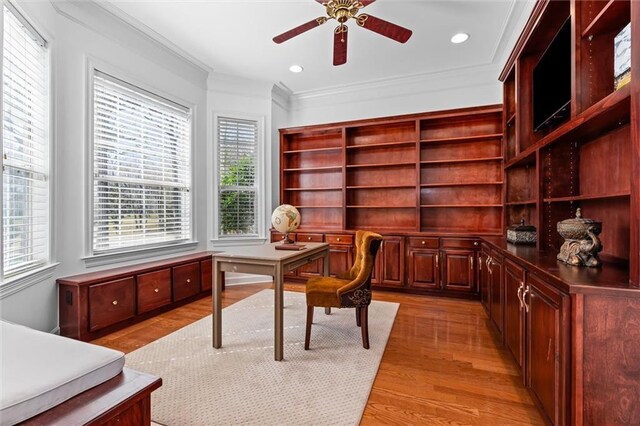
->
[488,252,504,335]
[441,249,476,292]
[480,237,639,425]
[374,236,405,288]
[407,248,439,289]
[500,0,639,286]
[479,247,491,314]
[88,277,136,332]
[58,253,215,341]
[172,262,200,302]
[526,273,570,425]
[504,259,526,373]
[136,269,172,314]
[200,259,212,291]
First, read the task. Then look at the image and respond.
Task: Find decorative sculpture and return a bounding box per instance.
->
[556,208,603,267]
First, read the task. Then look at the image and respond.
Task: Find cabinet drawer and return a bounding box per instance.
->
[441,238,481,249]
[326,234,353,245]
[407,237,439,249]
[271,232,296,242]
[173,262,201,302]
[89,277,135,332]
[201,259,212,291]
[296,233,323,243]
[137,269,171,314]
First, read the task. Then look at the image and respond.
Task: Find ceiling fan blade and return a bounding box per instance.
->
[360,0,376,6]
[357,14,412,43]
[273,17,327,44]
[333,26,348,66]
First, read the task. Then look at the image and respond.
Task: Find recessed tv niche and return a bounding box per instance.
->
[533,17,571,132]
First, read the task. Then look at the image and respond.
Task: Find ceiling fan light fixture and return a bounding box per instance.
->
[451,33,470,44]
[289,65,304,73]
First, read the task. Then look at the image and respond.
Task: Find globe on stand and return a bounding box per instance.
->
[271,204,301,245]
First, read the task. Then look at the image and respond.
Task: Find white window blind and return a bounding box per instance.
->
[2,4,49,277]
[217,117,258,237]
[92,71,192,253]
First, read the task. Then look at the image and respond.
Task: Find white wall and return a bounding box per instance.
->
[0,1,209,332]
[286,64,503,128]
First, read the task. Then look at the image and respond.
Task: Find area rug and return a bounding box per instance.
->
[126,289,399,425]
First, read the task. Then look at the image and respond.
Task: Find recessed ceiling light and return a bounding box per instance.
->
[451,33,470,44]
[289,65,304,73]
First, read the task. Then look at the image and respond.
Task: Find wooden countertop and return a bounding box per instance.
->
[481,237,638,296]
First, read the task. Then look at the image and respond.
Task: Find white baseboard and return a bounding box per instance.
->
[50,326,60,335]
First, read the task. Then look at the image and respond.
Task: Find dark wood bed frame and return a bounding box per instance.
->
[20,368,161,425]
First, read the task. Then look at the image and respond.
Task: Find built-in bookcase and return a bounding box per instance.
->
[500,0,638,282]
[280,105,504,236]
[281,129,344,230]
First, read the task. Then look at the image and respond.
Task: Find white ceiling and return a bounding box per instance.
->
[104,0,534,94]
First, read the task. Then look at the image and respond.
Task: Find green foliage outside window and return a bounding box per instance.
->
[219,156,256,235]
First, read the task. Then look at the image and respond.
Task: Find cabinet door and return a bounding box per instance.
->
[329,245,353,277]
[504,260,526,373]
[89,277,136,332]
[441,249,476,292]
[137,268,172,314]
[526,273,569,426]
[376,236,405,288]
[479,249,491,314]
[172,262,201,302]
[489,255,504,334]
[407,248,439,289]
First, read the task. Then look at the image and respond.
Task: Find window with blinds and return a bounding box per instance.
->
[92,71,192,254]
[2,4,49,278]
[217,117,258,237]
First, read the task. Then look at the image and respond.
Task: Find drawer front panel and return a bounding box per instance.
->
[326,234,353,245]
[407,237,439,249]
[296,233,324,243]
[271,232,297,242]
[201,259,212,291]
[173,262,201,301]
[441,238,481,249]
[89,277,135,332]
[137,269,172,314]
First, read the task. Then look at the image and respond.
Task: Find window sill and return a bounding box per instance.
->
[0,263,60,299]
[82,241,199,268]
[210,238,267,248]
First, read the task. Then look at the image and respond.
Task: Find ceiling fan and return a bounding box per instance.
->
[273,0,412,66]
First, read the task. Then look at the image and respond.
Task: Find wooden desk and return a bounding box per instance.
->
[212,242,330,361]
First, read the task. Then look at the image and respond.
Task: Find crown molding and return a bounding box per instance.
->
[289,62,501,110]
[51,0,210,88]
[491,0,537,66]
[271,83,292,111]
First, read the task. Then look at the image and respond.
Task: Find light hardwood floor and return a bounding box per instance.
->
[92,283,544,425]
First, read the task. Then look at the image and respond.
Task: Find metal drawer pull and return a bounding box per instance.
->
[154,288,160,293]
[308,236,312,241]
[474,241,479,246]
[487,256,493,274]
[516,282,524,309]
[112,300,118,305]
[522,286,530,312]
[470,257,474,270]
[421,240,426,245]
[336,237,341,242]
[186,279,191,284]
